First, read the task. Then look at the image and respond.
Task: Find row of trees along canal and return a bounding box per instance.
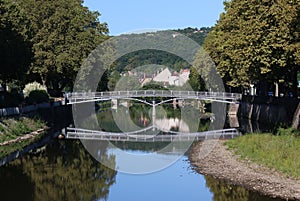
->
[0,0,210,97]
[203,0,300,96]
[1,0,299,98]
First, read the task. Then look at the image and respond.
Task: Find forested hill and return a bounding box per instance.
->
[174,27,211,45]
[112,27,211,74]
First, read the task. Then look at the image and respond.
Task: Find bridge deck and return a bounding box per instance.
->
[65,127,241,142]
[66,90,242,104]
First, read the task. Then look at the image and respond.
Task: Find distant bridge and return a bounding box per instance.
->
[65,127,241,142]
[66,90,242,105]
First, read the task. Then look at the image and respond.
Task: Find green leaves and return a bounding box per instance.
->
[0,0,109,94]
[203,0,300,93]
[0,0,32,84]
[17,0,109,93]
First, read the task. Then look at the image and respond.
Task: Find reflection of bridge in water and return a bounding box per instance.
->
[154,118,190,133]
[66,90,242,105]
[66,90,242,142]
[65,127,241,142]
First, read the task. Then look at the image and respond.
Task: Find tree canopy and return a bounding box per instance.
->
[17,0,109,95]
[203,0,300,95]
[0,0,109,95]
[0,0,31,84]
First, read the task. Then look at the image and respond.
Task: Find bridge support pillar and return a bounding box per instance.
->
[152,101,156,130]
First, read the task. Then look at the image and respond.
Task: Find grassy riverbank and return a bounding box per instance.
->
[226,128,300,179]
[0,117,46,157]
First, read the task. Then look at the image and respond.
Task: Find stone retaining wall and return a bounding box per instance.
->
[0,101,62,117]
[238,96,299,127]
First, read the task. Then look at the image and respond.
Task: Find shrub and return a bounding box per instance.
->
[23,82,49,104]
[23,82,47,98]
[27,90,49,104]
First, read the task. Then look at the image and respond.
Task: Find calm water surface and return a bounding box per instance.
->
[0,139,286,201]
[0,105,289,201]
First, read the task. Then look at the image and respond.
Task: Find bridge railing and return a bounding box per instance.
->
[66,90,242,104]
[65,127,241,142]
[70,90,241,98]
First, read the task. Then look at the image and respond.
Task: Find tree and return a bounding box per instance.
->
[192,47,223,91]
[0,0,32,87]
[188,66,206,91]
[204,0,300,95]
[17,0,109,95]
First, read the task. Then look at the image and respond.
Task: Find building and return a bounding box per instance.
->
[152,68,190,87]
[153,68,172,85]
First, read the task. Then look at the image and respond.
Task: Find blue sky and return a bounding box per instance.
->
[83,0,225,36]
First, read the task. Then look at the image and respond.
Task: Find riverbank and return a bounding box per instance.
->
[189,140,300,200]
[0,117,47,158]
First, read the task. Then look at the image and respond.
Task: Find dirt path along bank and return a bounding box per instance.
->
[189,140,300,201]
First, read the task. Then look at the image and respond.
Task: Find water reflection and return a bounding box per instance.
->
[0,140,116,201]
[0,166,34,200]
[95,104,209,134]
[0,104,290,201]
[205,175,287,201]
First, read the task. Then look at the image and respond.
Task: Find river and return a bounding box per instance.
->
[0,103,288,201]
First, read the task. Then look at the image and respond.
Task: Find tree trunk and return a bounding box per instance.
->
[291,66,298,97]
[41,75,47,88]
[49,78,67,97]
[41,74,48,92]
[292,101,300,129]
[274,82,279,97]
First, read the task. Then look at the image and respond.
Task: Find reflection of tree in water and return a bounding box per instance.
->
[7,140,116,201]
[205,175,286,201]
[0,166,34,201]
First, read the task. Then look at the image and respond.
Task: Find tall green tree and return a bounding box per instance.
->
[204,0,300,95]
[192,47,223,91]
[17,0,109,95]
[189,66,206,91]
[0,0,31,87]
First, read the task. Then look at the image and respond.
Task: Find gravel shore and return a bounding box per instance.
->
[189,140,300,201]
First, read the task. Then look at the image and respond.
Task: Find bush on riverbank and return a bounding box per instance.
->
[226,128,300,178]
[23,82,49,104]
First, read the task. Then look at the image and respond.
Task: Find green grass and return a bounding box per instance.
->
[226,128,300,179]
[0,117,46,143]
[0,117,46,158]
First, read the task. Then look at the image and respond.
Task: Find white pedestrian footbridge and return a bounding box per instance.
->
[66,90,242,105]
[65,90,242,142]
